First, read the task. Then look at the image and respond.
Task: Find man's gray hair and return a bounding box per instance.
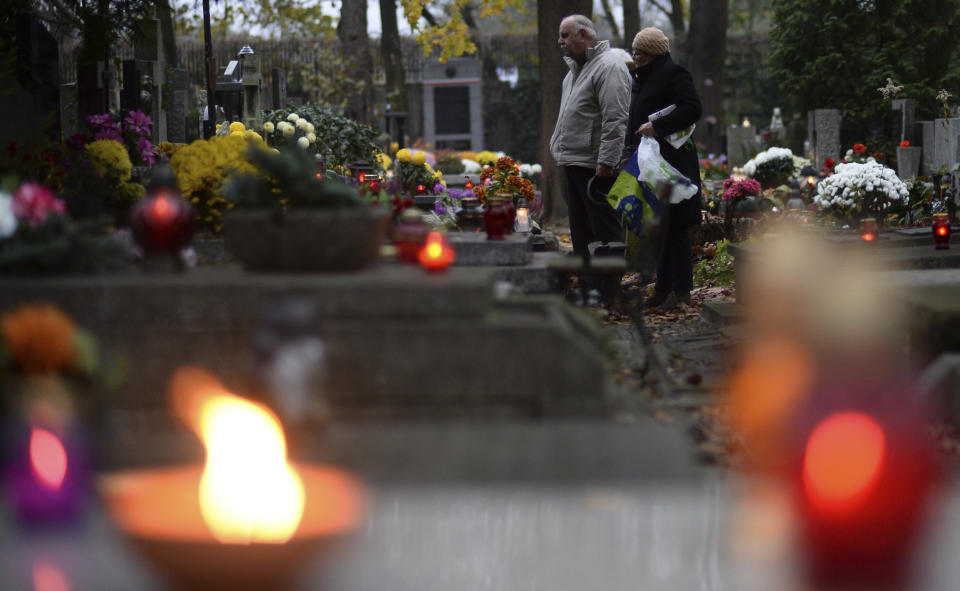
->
[564,14,597,40]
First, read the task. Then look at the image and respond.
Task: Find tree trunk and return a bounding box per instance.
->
[537,1,592,223]
[686,0,727,155]
[337,0,373,124]
[622,0,639,51]
[668,0,687,59]
[379,0,407,133]
[599,0,621,47]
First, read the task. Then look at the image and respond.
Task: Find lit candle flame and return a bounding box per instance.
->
[30,428,67,491]
[32,561,71,591]
[170,367,304,544]
[417,232,454,271]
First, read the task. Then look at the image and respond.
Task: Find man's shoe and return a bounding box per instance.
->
[674,291,692,305]
[645,290,673,309]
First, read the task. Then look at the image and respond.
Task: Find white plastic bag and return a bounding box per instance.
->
[631,136,697,204]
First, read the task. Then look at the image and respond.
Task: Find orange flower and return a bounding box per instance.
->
[852,143,867,154]
[480,167,495,181]
[472,185,486,200]
[1,304,77,375]
[900,140,910,148]
[495,156,517,173]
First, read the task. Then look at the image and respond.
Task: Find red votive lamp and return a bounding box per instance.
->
[932,213,950,249]
[5,423,88,524]
[859,217,877,243]
[792,385,943,590]
[357,171,367,184]
[416,184,426,195]
[464,177,474,190]
[418,232,455,272]
[130,167,195,269]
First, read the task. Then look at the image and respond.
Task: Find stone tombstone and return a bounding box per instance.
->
[0,13,61,147]
[271,68,287,110]
[920,120,935,175]
[807,109,842,168]
[166,68,190,144]
[785,112,806,157]
[726,125,760,167]
[59,83,78,140]
[240,49,262,130]
[891,98,917,144]
[932,117,960,175]
[421,57,483,151]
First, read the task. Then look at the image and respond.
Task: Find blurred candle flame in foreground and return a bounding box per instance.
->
[802,411,886,516]
[170,367,305,544]
[30,428,68,491]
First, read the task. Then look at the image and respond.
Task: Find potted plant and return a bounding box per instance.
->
[813,159,909,225]
[221,145,389,271]
[743,146,796,190]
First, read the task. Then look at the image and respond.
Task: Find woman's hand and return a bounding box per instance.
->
[635,122,656,137]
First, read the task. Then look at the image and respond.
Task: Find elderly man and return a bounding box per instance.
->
[549,14,631,258]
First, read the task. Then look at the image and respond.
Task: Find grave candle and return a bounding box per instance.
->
[464,177,474,190]
[932,213,950,249]
[416,184,427,195]
[514,203,532,233]
[129,187,195,255]
[6,422,87,524]
[99,367,365,590]
[418,231,455,272]
[859,218,877,242]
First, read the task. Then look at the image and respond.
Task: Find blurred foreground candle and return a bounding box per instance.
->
[99,367,365,591]
[129,165,195,271]
[859,217,877,242]
[418,231,455,272]
[792,385,942,590]
[932,212,950,249]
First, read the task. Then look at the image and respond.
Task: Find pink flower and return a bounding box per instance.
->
[124,110,152,137]
[137,136,156,165]
[12,183,67,226]
[721,178,762,202]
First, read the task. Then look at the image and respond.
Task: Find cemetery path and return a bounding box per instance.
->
[547,221,741,467]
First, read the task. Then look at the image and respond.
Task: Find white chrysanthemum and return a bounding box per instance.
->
[462,159,481,174]
[287,113,300,122]
[0,191,17,239]
[743,146,794,178]
[296,118,309,130]
[530,164,542,174]
[305,122,315,134]
[263,121,275,134]
[307,132,316,144]
[282,123,295,138]
[814,160,909,214]
[518,163,532,175]
[297,136,309,149]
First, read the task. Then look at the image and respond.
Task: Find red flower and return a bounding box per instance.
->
[873,151,883,160]
[823,157,835,171]
[900,140,910,147]
[852,143,867,154]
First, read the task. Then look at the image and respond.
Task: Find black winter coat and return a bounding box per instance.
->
[624,53,703,228]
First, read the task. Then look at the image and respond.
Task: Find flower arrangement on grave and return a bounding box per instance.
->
[0,180,131,273]
[475,151,499,167]
[937,89,956,119]
[743,146,795,188]
[435,150,466,176]
[517,162,543,189]
[813,159,909,220]
[260,104,380,173]
[699,153,729,181]
[721,178,762,203]
[394,148,444,195]
[168,134,265,233]
[472,156,535,203]
[86,110,156,167]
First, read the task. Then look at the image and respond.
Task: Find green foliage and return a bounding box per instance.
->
[770,0,960,151]
[436,151,466,175]
[170,0,335,38]
[223,145,362,211]
[402,0,527,62]
[261,105,381,170]
[694,239,735,288]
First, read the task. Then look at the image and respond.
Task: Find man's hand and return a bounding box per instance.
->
[595,163,615,178]
[635,122,656,137]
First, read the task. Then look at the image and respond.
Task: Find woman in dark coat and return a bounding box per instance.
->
[624,27,703,308]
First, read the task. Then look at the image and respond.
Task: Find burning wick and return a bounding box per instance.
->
[417,232,454,271]
[30,428,68,491]
[171,368,305,544]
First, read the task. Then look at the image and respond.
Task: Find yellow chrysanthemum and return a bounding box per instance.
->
[86,139,133,181]
[229,121,246,133]
[245,130,264,142]
[476,151,498,166]
[412,151,427,166]
[390,142,399,154]
[375,152,392,169]
[458,151,478,161]
[1,304,77,375]
[396,148,412,162]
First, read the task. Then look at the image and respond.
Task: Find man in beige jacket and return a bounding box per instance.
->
[549,14,631,257]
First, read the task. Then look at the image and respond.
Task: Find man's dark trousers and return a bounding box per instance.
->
[563,166,623,256]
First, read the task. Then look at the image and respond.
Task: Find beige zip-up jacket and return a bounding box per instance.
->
[549,40,631,169]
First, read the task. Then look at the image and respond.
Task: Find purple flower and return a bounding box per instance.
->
[447,189,463,201]
[433,200,448,216]
[124,110,152,137]
[433,182,445,195]
[137,136,155,165]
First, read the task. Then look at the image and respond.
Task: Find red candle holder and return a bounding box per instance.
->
[859,217,877,243]
[416,184,426,195]
[464,177,474,190]
[484,193,512,240]
[393,208,430,264]
[129,187,195,270]
[932,213,950,249]
[418,232,455,272]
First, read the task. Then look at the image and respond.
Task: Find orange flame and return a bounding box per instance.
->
[803,411,886,515]
[30,428,67,491]
[170,367,305,544]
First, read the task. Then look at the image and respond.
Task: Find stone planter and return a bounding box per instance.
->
[897,146,922,180]
[223,207,390,271]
